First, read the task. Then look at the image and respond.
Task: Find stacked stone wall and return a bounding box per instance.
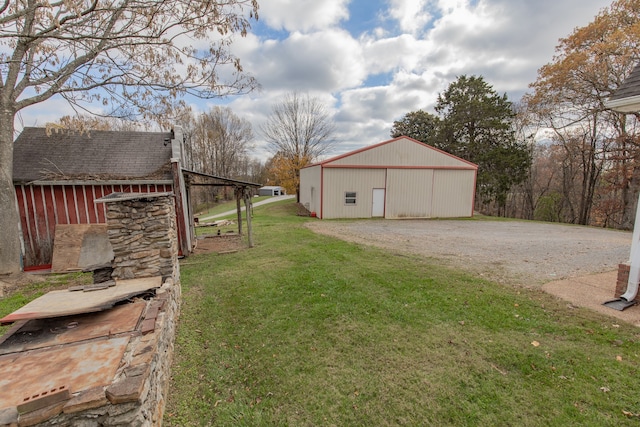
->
[1,278,181,427]
[1,193,182,427]
[106,195,179,281]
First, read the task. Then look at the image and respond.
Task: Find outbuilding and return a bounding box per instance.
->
[12,126,260,270]
[258,186,286,196]
[299,136,477,219]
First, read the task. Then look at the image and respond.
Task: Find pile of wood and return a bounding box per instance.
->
[196,219,235,227]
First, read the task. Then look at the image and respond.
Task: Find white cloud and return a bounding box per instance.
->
[15,96,81,133]
[258,0,350,32]
[361,34,429,75]
[14,0,614,163]
[387,0,435,36]
[242,29,365,92]
[144,0,620,159]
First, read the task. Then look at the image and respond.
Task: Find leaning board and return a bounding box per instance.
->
[51,224,113,272]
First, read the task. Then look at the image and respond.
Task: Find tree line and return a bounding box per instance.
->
[1,0,639,273]
[40,0,640,230]
[47,0,640,230]
[393,0,640,230]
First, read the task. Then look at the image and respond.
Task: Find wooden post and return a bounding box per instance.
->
[171,162,190,255]
[236,187,243,235]
[622,192,640,301]
[243,188,254,248]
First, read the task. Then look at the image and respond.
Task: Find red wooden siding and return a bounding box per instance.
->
[15,183,173,268]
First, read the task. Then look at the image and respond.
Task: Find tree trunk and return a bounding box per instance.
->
[0,108,22,273]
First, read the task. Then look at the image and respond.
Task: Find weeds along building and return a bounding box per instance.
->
[299,136,477,219]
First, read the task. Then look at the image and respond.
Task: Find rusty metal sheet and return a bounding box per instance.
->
[0,276,161,325]
[0,336,129,410]
[0,302,145,355]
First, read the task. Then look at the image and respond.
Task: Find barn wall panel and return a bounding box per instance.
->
[15,186,33,259]
[32,186,50,242]
[300,166,322,215]
[328,138,476,168]
[42,186,54,238]
[322,169,386,219]
[385,169,434,218]
[431,170,476,217]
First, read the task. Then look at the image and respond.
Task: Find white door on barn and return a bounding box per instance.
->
[372,188,385,217]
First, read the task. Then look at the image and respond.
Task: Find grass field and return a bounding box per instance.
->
[196,196,272,219]
[165,200,640,426]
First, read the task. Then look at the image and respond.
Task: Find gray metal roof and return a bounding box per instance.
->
[610,64,640,101]
[13,127,174,183]
[605,64,640,113]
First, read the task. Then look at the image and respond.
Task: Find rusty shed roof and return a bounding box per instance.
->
[13,127,174,183]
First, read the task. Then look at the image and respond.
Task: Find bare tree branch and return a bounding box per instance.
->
[0,0,260,273]
[261,92,337,200]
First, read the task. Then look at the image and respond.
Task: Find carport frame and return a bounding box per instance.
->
[182,169,261,248]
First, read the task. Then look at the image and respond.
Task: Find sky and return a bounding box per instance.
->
[16,0,615,161]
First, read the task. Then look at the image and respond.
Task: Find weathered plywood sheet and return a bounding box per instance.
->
[51,224,113,272]
[0,276,161,325]
[0,336,129,410]
[0,302,145,355]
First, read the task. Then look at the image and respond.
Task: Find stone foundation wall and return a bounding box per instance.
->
[106,195,179,281]
[0,193,182,427]
[1,278,180,427]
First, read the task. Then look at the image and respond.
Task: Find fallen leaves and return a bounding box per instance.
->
[531,341,540,347]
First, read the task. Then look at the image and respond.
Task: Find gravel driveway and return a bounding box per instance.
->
[306,219,632,287]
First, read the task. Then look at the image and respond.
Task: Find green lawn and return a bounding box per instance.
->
[165,200,640,426]
[196,196,272,219]
[0,272,92,335]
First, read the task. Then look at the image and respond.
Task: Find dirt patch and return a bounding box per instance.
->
[0,272,91,301]
[306,219,632,287]
[192,234,244,255]
[0,272,49,298]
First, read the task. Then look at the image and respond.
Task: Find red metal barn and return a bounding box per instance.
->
[12,127,193,269]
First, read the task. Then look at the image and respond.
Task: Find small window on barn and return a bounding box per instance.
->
[345,191,357,205]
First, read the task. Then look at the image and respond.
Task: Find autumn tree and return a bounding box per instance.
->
[0,0,259,273]
[261,92,336,201]
[399,76,529,211]
[265,152,312,195]
[525,0,640,228]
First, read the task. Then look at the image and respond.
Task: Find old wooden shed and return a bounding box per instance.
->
[299,136,477,219]
[12,127,193,269]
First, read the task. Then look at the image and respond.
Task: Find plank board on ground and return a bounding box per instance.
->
[0,276,161,325]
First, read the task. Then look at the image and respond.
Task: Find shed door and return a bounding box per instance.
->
[372,188,385,217]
